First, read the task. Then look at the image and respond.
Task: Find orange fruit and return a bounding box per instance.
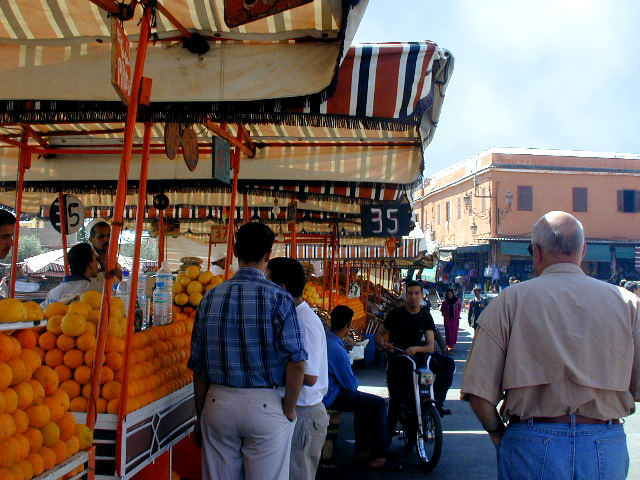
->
[55,335,75,353]
[13,330,37,350]
[80,291,102,310]
[3,388,18,414]
[32,366,59,396]
[81,383,93,400]
[38,446,56,470]
[0,334,17,362]
[12,409,29,434]
[28,380,45,404]
[25,453,44,476]
[106,398,119,414]
[23,428,43,452]
[104,336,122,353]
[17,459,33,480]
[33,347,45,364]
[14,434,30,459]
[37,332,57,352]
[9,463,24,480]
[99,366,114,385]
[44,349,64,369]
[65,435,79,457]
[75,424,93,451]
[0,298,27,323]
[42,397,64,423]
[0,439,16,467]
[8,358,27,385]
[63,350,84,370]
[102,381,121,402]
[26,403,50,429]
[96,398,107,413]
[53,365,72,384]
[105,352,124,372]
[51,390,70,412]
[59,380,81,400]
[19,350,41,374]
[0,468,11,480]
[83,348,104,367]
[84,321,97,337]
[51,439,68,464]
[0,412,16,440]
[87,310,100,325]
[68,397,87,413]
[57,412,76,442]
[60,313,87,337]
[13,382,34,410]
[74,365,92,385]
[67,302,91,318]
[43,302,67,319]
[0,392,5,414]
[9,337,21,358]
[45,314,63,335]
[75,333,96,352]
[0,362,12,390]
[40,421,60,448]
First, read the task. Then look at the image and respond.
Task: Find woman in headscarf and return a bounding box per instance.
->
[440,288,462,352]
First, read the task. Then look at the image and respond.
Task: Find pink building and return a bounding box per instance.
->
[413,148,640,287]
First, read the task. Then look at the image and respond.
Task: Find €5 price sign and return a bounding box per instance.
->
[360,203,412,238]
[50,194,85,235]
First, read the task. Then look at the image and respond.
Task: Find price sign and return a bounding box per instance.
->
[286,201,297,224]
[210,225,229,244]
[50,195,85,234]
[212,136,230,184]
[111,18,132,105]
[360,203,411,238]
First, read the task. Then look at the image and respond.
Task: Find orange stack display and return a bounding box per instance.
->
[302,281,367,331]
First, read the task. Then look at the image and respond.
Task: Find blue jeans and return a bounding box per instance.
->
[496,417,629,480]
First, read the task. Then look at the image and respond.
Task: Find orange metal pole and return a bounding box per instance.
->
[158,209,165,264]
[243,193,249,224]
[9,136,28,298]
[116,121,152,474]
[345,260,350,297]
[87,6,152,431]
[224,126,244,280]
[207,240,212,271]
[322,238,328,310]
[290,221,297,259]
[58,192,70,276]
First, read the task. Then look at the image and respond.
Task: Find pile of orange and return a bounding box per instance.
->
[302,281,367,330]
[0,324,92,480]
[172,266,224,309]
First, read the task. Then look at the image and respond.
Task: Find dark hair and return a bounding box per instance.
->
[624,281,639,293]
[89,221,109,239]
[405,280,424,291]
[619,279,628,288]
[0,209,16,227]
[330,305,354,331]
[235,222,275,263]
[68,243,95,275]
[267,257,306,298]
[445,288,456,299]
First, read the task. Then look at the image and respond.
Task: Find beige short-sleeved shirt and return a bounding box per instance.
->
[461,263,640,420]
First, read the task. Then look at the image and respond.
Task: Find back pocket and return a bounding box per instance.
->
[500,435,548,480]
[596,434,629,480]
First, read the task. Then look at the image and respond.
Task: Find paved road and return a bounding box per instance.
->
[317,310,640,479]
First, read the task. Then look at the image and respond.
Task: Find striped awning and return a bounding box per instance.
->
[288,238,420,260]
[0,0,366,106]
[636,247,640,271]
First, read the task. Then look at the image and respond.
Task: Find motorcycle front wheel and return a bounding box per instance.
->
[416,402,442,470]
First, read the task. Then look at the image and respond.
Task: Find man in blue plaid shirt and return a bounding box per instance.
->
[189,222,308,480]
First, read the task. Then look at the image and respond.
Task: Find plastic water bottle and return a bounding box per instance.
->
[116,270,131,315]
[137,267,148,328]
[153,282,169,326]
[155,261,174,323]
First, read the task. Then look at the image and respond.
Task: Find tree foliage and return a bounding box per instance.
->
[118,238,158,261]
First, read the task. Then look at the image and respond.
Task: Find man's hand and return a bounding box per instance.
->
[193,419,203,449]
[489,429,504,445]
[379,341,395,352]
[283,403,297,422]
[405,346,419,356]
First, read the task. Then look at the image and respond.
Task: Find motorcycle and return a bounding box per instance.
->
[387,348,443,470]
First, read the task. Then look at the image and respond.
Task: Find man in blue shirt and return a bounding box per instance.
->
[324,306,402,472]
[189,222,307,480]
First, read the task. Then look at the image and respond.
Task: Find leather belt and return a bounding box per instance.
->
[509,415,620,425]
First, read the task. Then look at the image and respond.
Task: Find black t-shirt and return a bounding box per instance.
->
[383,306,436,351]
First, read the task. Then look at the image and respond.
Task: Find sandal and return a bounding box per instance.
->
[368,459,404,472]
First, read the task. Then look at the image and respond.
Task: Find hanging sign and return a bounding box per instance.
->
[212,136,231,184]
[50,195,85,234]
[286,201,297,225]
[210,225,229,244]
[224,0,313,28]
[360,203,412,238]
[181,125,199,171]
[164,123,180,160]
[111,18,132,106]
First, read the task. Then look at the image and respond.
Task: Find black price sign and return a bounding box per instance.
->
[50,194,85,234]
[360,203,411,238]
[286,201,297,224]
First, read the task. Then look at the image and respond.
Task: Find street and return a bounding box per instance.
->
[317,310,640,480]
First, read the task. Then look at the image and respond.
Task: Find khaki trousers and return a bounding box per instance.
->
[289,402,329,480]
[201,384,296,480]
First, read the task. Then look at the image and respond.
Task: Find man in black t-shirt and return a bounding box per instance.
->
[375,281,455,441]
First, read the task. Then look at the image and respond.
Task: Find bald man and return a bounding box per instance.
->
[461,211,640,480]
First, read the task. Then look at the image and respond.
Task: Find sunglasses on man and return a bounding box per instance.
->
[527,243,534,256]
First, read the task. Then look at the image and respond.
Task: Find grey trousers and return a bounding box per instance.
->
[289,402,329,480]
[201,384,296,480]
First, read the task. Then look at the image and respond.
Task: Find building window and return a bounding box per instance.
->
[617,190,640,213]
[481,188,487,211]
[445,201,451,222]
[468,194,473,216]
[517,186,533,211]
[436,204,441,224]
[457,197,462,219]
[573,187,587,212]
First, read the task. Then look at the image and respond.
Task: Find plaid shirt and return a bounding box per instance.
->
[188,267,307,388]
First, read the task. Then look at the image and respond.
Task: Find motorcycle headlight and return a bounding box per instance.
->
[416,367,434,386]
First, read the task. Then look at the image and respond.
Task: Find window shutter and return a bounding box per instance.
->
[636,190,640,213]
[573,187,587,212]
[517,186,533,211]
[617,190,624,212]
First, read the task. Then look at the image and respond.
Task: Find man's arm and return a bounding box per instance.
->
[283,360,305,421]
[468,394,505,445]
[192,372,209,448]
[406,330,435,356]
[374,324,393,351]
[303,374,318,387]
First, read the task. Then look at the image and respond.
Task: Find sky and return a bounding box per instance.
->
[352,0,640,176]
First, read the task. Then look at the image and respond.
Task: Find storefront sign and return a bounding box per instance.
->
[50,195,84,234]
[111,18,132,105]
[360,203,411,238]
[212,136,230,184]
